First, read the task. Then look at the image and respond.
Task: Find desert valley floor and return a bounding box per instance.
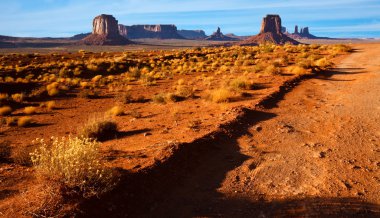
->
[0,42,379,217]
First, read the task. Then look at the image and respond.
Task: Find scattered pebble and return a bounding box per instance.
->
[254,125,262,132]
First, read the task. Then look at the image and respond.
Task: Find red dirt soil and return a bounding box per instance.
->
[1,44,379,217]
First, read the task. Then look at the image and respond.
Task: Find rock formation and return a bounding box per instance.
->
[260,15,282,34]
[281,26,287,33]
[118,24,184,39]
[238,15,299,45]
[289,25,316,39]
[300,27,309,35]
[178,30,207,39]
[205,27,238,41]
[82,14,132,45]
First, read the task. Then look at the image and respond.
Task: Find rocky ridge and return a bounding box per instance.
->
[177,30,207,39]
[118,24,184,39]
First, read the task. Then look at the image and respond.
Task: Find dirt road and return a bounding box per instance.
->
[217,44,380,216]
[82,44,380,217]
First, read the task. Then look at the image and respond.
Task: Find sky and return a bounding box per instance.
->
[1,0,380,38]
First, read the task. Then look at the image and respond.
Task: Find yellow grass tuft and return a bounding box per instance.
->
[286,66,310,75]
[0,106,12,116]
[24,106,37,115]
[79,114,118,141]
[205,88,234,103]
[11,93,24,103]
[30,136,115,198]
[47,101,56,110]
[106,106,124,117]
[18,116,33,127]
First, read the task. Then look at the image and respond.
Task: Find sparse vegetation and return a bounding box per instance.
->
[12,144,35,166]
[229,77,254,91]
[30,136,115,198]
[0,42,352,217]
[18,116,33,127]
[0,106,12,116]
[205,88,235,103]
[79,114,118,141]
[106,106,124,116]
[11,93,24,103]
[24,106,37,115]
[152,93,167,104]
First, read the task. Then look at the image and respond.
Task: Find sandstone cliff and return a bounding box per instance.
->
[82,14,132,45]
[118,24,184,39]
[178,30,207,39]
[238,15,299,45]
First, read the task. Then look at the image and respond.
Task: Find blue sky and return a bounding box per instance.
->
[1,0,380,38]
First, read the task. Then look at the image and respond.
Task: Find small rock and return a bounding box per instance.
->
[144,132,152,137]
[254,125,263,132]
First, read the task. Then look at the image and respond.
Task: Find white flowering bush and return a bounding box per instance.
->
[30,136,114,198]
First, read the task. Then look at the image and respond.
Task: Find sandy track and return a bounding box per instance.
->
[214,44,380,216]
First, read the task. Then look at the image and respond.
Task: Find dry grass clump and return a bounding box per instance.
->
[171,85,195,101]
[91,75,102,83]
[18,116,33,127]
[47,101,56,110]
[229,77,254,91]
[24,106,37,115]
[204,88,235,103]
[12,144,35,166]
[286,66,310,75]
[79,114,118,141]
[46,82,60,96]
[0,93,9,101]
[264,64,281,75]
[30,136,115,198]
[333,44,352,53]
[40,101,56,110]
[152,93,167,104]
[116,91,133,104]
[5,117,17,126]
[314,58,332,70]
[11,93,24,103]
[0,106,12,115]
[106,106,124,117]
